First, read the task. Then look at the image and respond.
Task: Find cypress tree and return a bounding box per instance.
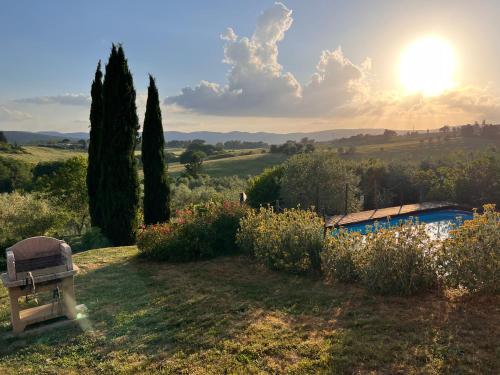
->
[87,61,104,228]
[98,45,140,245]
[142,75,170,224]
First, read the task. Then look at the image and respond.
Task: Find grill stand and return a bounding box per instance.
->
[6,276,77,334]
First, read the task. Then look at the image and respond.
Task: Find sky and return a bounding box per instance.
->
[1,0,499,133]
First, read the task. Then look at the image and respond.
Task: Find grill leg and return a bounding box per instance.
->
[9,287,26,334]
[62,277,77,320]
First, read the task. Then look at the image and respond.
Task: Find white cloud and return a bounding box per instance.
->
[166,2,372,117]
[14,93,91,106]
[0,106,32,122]
[166,2,500,126]
[166,2,302,116]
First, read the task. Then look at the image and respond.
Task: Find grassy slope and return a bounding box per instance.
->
[3,146,86,164]
[168,152,288,178]
[0,247,498,374]
[2,146,286,178]
[328,136,500,162]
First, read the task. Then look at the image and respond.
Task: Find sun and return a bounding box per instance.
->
[399,36,457,96]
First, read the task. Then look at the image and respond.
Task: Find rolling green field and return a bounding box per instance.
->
[3,146,86,164]
[0,246,498,373]
[2,146,286,179]
[2,135,498,180]
[326,135,500,162]
[168,152,288,178]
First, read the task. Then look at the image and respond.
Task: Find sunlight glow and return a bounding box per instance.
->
[399,36,457,96]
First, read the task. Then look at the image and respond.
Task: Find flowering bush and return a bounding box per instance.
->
[321,230,362,283]
[321,221,438,295]
[137,201,249,262]
[437,205,500,294]
[237,207,324,274]
[352,222,438,295]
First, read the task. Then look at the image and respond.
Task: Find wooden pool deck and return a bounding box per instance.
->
[325,201,458,228]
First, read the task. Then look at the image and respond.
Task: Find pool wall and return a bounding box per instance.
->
[324,202,474,231]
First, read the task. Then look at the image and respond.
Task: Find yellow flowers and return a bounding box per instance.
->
[237,207,324,274]
[437,204,500,294]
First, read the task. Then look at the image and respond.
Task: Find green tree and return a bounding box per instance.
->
[87,61,104,228]
[358,160,391,209]
[142,75,170,225]
[34,157,89,235]
[180,150,206,177]
[383,129,398,137]
[281,151,360,214]
[246,165,284,208]
[98,45,140,245]
[0,193,64,251]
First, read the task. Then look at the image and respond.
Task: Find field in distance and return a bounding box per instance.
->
[167,152,288,178]
[2,134,498,178]
[3,146,86,164]
[1,145,288,179]
[324,134,499,161]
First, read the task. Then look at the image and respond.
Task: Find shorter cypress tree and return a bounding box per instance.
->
[142,75,170,224]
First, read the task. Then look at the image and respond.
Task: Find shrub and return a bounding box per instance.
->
[353,222,438,295]
[0,156,32,193]
[0,192,64,251]
[321,230,362,283]
[437,205,500,294]
[237,207,323,274]
[171,176,247,212]
[137,201,248,262]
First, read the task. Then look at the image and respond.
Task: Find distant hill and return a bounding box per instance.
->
[164,129,390,144]
[1,131,74,144]
[2,128,392,145]
[38,131,89,140]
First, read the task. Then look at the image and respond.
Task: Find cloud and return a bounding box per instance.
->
[14,93,91,106]
[359,86,500,123]
[166,2,303,116]
[165,2,500,126]
[435,86,500,119]
[0,106,32,122]
[166,2,372,117]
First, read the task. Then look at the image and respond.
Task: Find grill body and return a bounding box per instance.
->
[1,236,78,333]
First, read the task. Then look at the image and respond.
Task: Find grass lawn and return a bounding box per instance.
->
[0,247,498,374]
[168,152,288,178]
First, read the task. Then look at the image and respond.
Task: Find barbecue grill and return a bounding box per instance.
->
[1,236,78,333]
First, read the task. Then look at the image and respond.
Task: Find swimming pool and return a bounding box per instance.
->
[338,208,473,238]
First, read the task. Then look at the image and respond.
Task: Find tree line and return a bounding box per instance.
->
[270,138,316,155]
[166,139,267,150]
[246,149,500,214]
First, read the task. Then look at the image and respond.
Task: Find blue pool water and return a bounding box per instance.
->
[338,209,473,238]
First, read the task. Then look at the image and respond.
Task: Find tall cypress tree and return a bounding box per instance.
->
[87,61,104,228]
[142,75,170,224]
[98,45,140,245]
